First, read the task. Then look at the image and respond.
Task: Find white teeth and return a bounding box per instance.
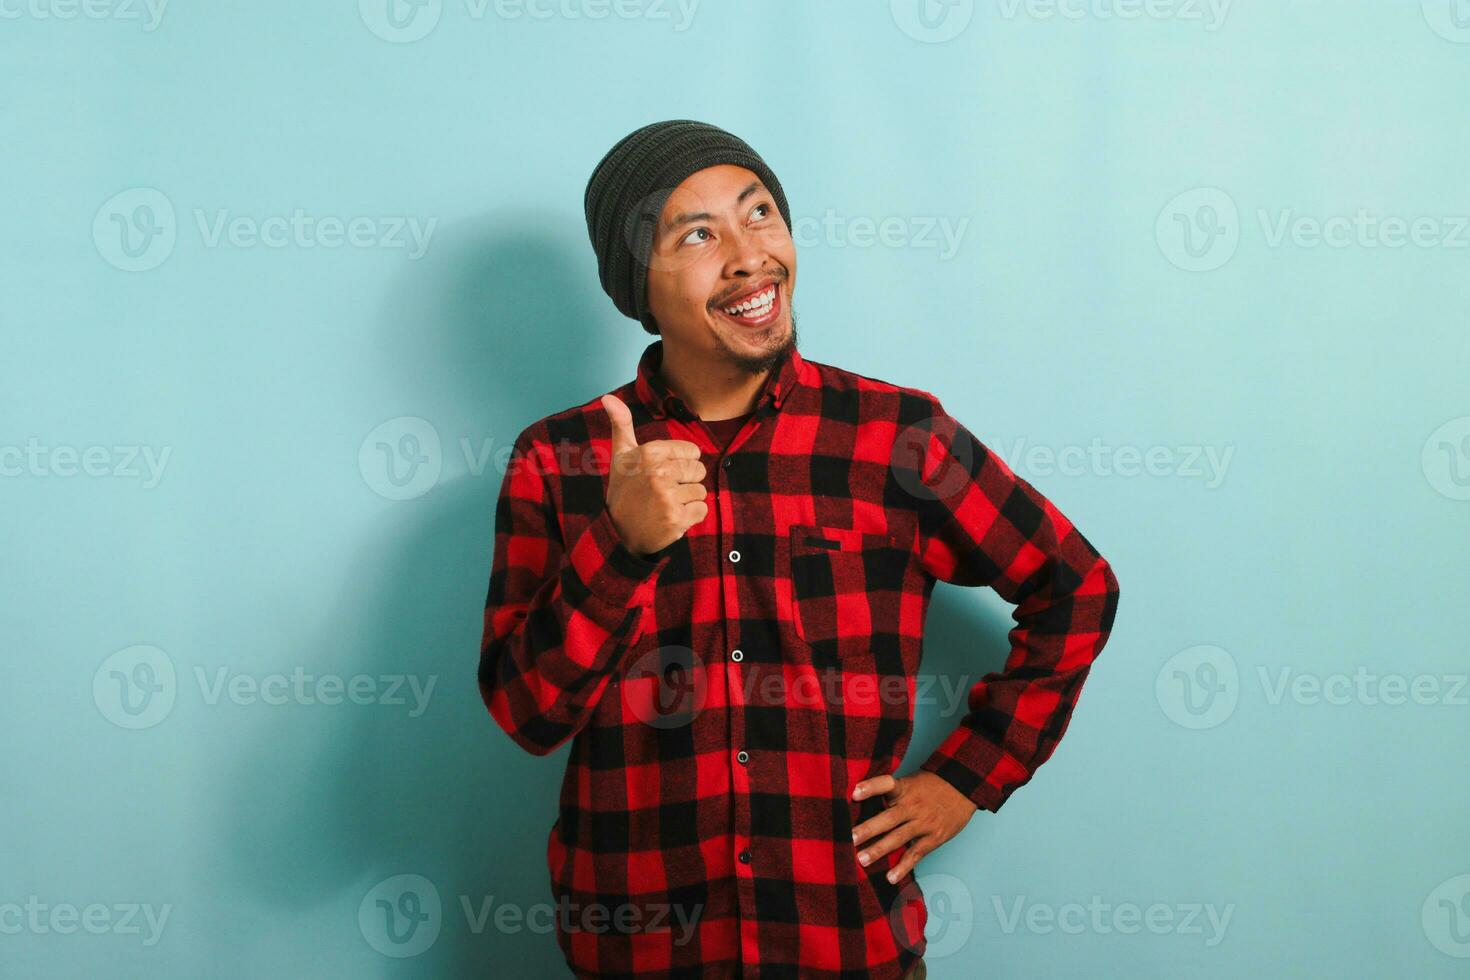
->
[723,286,776,317]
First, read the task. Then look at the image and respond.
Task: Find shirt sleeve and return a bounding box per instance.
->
[908,395,1121,812]
[478,429,672,756]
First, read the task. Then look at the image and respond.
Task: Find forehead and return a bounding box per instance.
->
[659,164,765,225]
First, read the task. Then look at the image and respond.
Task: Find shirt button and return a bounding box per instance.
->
[722,457,732,468]
[738,850,751,864]
[728,549,741,563]
[737,750,749,764]
[730,649,743,662]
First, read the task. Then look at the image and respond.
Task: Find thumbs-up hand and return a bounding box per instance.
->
[600,394,709,558]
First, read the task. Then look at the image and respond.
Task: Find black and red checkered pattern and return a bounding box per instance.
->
[479,339,1120,979]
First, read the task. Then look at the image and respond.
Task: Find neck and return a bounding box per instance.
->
[658,340,778,421]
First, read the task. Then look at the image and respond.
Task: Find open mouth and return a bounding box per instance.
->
[714,282,781,328]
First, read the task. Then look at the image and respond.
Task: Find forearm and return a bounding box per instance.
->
[478,437,670,755]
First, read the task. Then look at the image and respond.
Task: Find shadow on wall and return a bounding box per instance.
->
[212,208,1016,977]
[214,211,629,978]
[905,584,1015,788]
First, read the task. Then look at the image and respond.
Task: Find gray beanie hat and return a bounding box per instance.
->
[583,119,792,336]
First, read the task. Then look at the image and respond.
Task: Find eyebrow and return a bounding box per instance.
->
[662,181,765,234]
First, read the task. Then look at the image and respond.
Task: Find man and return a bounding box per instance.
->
[479,119,1120,980]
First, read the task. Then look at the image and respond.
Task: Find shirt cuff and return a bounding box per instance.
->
[918,728,1031,813]
[566,506,670,609]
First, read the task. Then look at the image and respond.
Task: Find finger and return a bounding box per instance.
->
[626,458,702,485]
[672,481,708,504]
[639,439,704,462]
[852,805,905,849]
[885,837,932,884]
[651,457,706,485]
[857,824,919,868]
[883,775,909,805]
[853,774,898,801]
[678,499,709,527]
[601,395,639,459]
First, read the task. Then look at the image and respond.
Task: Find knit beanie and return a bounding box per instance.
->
[584,119,792,335]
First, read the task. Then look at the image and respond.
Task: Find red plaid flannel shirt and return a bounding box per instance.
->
[479,339,1120,979]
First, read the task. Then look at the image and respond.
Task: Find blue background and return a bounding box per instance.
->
[4,0,1468,976]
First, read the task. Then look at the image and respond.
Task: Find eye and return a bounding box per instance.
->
[680,227,711,247]
[750,203,771,222]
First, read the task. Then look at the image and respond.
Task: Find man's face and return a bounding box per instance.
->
[645,164,798,374]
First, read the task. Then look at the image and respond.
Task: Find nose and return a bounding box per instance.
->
[721,224,768,280]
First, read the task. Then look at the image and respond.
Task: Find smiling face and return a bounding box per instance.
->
[644,164,798,374]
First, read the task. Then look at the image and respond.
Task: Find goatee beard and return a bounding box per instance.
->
[718,304,798,376]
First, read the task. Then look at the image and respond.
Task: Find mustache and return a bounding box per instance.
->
[710,269,787,308]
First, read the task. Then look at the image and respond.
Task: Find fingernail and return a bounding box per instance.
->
[887,871,897,883]
[858,853,870,866]
[851,831,857,842]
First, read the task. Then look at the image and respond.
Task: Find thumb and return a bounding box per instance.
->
[600,394,639,460]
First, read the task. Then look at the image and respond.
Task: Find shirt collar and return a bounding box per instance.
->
[632,338,804,422]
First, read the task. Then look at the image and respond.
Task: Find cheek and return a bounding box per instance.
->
[766,230,797,273]
[683,283,712,314]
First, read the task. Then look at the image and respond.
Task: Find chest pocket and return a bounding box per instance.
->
[788,524,905,659]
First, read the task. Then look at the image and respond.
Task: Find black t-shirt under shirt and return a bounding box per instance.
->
[703,412,751,452]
